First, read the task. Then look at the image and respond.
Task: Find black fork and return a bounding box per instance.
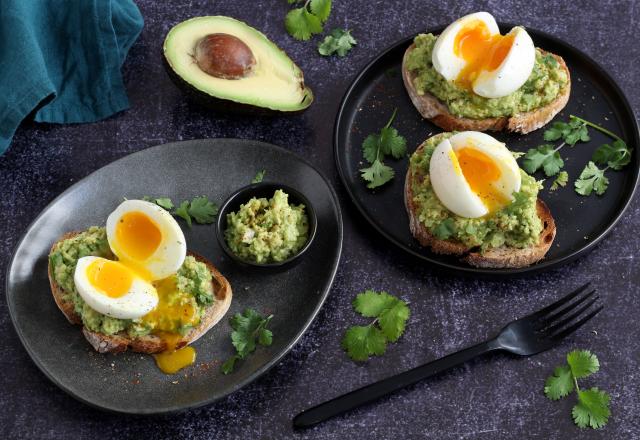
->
[293,283,602,428]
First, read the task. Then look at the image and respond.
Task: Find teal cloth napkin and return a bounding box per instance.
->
[0,0,143,154]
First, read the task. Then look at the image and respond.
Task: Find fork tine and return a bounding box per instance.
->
[536,289,596,328]
[529,282,591,319]
[542,296,599,335]
[549,305,603,341]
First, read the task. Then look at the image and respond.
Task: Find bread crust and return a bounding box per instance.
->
[404,142,556,268]
[401,44,571,134]
[48,232,232,354]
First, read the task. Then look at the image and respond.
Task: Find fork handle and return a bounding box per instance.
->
[293,339,500,428]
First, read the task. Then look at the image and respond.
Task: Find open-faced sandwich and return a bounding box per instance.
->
[405,131,556,268]
[402,12,570,134]
[48,199,232,373]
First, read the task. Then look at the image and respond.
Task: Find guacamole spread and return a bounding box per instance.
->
[409,133,542,250]
[49,227,214,337]
[405,33,569,119]
[225,189,309,263]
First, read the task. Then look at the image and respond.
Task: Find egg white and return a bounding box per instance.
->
[74,256,158,320]
[106,199,186,281]
[432,12,536,99]
[472,26,535,98]
[429,132,522,218]
[432,12,499,81]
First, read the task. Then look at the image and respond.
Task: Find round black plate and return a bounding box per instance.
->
[335,25,639,276]
[6,139,342,414]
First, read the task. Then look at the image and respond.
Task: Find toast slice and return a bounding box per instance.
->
[48,231,233,354]
[402,44,571,134]
[404,157,556,269]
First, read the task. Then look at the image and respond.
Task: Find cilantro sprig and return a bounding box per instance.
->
[143,195,218,228]
[285,0,331,41]
[519,115,631,196]
[360,109,407,189]
[318,28,356,57]
[221,309,274,374]
[544,350,611,429]
[341,290,410,361]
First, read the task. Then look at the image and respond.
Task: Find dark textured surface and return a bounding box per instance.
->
[1,0,638,438]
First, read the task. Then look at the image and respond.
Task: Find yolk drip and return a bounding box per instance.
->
[455,147,510,213]
[115,211,162,261]
[453,20,515,90]
[142,276,200,331]
[152,331,197,374]
[86,259,134,298]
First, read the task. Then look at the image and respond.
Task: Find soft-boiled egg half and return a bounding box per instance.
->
[429,131,521,218]
[74,200,186,320]
[432,12,535,98]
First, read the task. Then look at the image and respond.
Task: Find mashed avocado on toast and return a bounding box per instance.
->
[225,189,309,263]
[405,33,569,119]
[409,133,543,250]
[49,227,214,337]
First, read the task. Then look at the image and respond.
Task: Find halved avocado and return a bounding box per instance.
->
[163,16,313,113]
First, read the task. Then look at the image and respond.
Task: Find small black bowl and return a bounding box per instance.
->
[216,183,318,268]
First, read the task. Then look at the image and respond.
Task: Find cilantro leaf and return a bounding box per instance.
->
[309,0,331,23]
[573,388,611,429]
[567,350,600,379]
[174,201,192,227]
[285,7,322,41]
[378,301,410,342]
[154,197,174,210]
[318,28,356,57]
[362,134,380,164]
[342,290,410,361]
[252,170,266,184]
[522,145,564,177]
[575,162,609,196]
[222,309,273,374]
[341,325,387,361]
[543,120,589,145]
[360,109,406,189]
[380,126,407,159]
[544,365,575,400]
[544,350,611,429]
[360,160,394,189]
[550,171,568,191]
[433,218,456,240]
[593,139,632,171]
[187,196,218,224]
[353,290,398,317]
[221,355,238,375]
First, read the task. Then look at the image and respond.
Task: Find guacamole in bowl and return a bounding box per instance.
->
[217,183,317,267]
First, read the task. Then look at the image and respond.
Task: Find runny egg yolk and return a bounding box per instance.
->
[86,259,135,298]
[145,277,200,374]
[453,20,515,90]
[115,211,162,261]
[455,147,510,213]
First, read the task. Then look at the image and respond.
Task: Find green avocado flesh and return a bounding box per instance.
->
[225,189,309,264]
[405,33,569,119]
[49,227,214,337]
[409,133,543,251]
[163,16,313,112]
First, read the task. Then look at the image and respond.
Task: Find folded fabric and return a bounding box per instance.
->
[0,0,143,154]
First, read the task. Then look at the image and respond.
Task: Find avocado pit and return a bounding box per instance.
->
[195,33,256,80]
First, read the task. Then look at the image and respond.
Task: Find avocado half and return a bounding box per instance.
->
[163,16,314,113]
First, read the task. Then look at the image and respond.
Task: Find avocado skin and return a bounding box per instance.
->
[162,56,312,116]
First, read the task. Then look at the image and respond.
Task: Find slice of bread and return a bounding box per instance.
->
[404,152,556,269]
[402,44,571,134]
[48,232,233,354]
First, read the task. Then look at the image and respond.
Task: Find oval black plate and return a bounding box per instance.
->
[335,25,639,276]
[6,139,342,414]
